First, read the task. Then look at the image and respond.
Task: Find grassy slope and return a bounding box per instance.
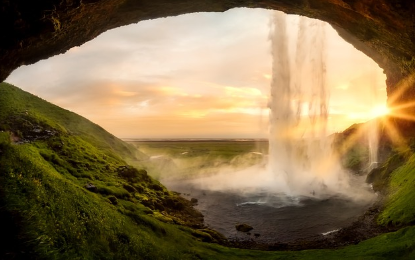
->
[1,82,415,259]
[378,152,415,226]
[0,83,208,259]
[0,82,142,161]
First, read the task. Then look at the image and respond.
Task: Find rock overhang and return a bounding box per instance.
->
[1,0,414,107]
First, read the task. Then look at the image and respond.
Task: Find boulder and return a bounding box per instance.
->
[235,223,253,232]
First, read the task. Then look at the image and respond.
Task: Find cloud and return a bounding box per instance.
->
[30,76,268,138]
[6,8,387,138]
[102,112,267,139]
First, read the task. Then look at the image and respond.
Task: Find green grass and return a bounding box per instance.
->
[0,83,215,259]
[332,123,372,173]
[377,153,415,226]
[0,140,212,259]
[0,82,138,161]
[133,140,267,159]
[2,82,415,259]
[129,140,267,179]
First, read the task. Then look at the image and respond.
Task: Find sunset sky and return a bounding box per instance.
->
[6,8,387,139]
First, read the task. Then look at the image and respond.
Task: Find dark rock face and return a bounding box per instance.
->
[1,1,415,114]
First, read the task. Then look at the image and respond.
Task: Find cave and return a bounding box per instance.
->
[1,1,415,258]
[1,1,415,110]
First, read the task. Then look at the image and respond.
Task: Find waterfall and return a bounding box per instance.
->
[268,12,346,197]
[368,67,379,170]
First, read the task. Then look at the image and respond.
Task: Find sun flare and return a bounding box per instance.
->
[370,104,390,118]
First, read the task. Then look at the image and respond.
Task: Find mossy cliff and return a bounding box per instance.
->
[2,82,415,259]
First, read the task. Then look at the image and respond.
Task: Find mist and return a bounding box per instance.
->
[157,11,377,206]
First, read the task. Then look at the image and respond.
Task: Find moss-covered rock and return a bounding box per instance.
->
[367,152,407,193]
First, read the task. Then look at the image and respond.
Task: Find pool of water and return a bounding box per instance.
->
[163,178,376,243]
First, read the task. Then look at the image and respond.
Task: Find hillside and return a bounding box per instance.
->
[0,83,213,259]
[1,82,415,259]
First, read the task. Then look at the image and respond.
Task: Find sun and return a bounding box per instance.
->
[370,104,390,118]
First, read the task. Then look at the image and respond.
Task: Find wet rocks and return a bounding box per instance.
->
[235,223,253,232]
[190,198,198,205]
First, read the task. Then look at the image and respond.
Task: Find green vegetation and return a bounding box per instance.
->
[0,82,137,161]
[0,83,211,259]
[366,151,406,192]
[332,123,371,173]
[134,140,267,160]
[129,140,267,179]
[2,82,415,259]
[378,152,415,226]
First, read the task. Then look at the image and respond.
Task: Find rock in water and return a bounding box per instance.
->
[235,223,253,232]
[190,198,198,205]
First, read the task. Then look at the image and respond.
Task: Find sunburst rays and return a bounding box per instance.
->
[336,73,415,162]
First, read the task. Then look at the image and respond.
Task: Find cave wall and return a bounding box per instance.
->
[1,0,415,108]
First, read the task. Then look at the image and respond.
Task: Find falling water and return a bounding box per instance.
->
[368,122,379,169]
[162,12,378,242]
[368,67,379,170]
[169,11,375,202]
[268,12,350,197]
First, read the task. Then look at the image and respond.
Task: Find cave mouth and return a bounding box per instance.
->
[6,8,388,245]
[6,8,387,139]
